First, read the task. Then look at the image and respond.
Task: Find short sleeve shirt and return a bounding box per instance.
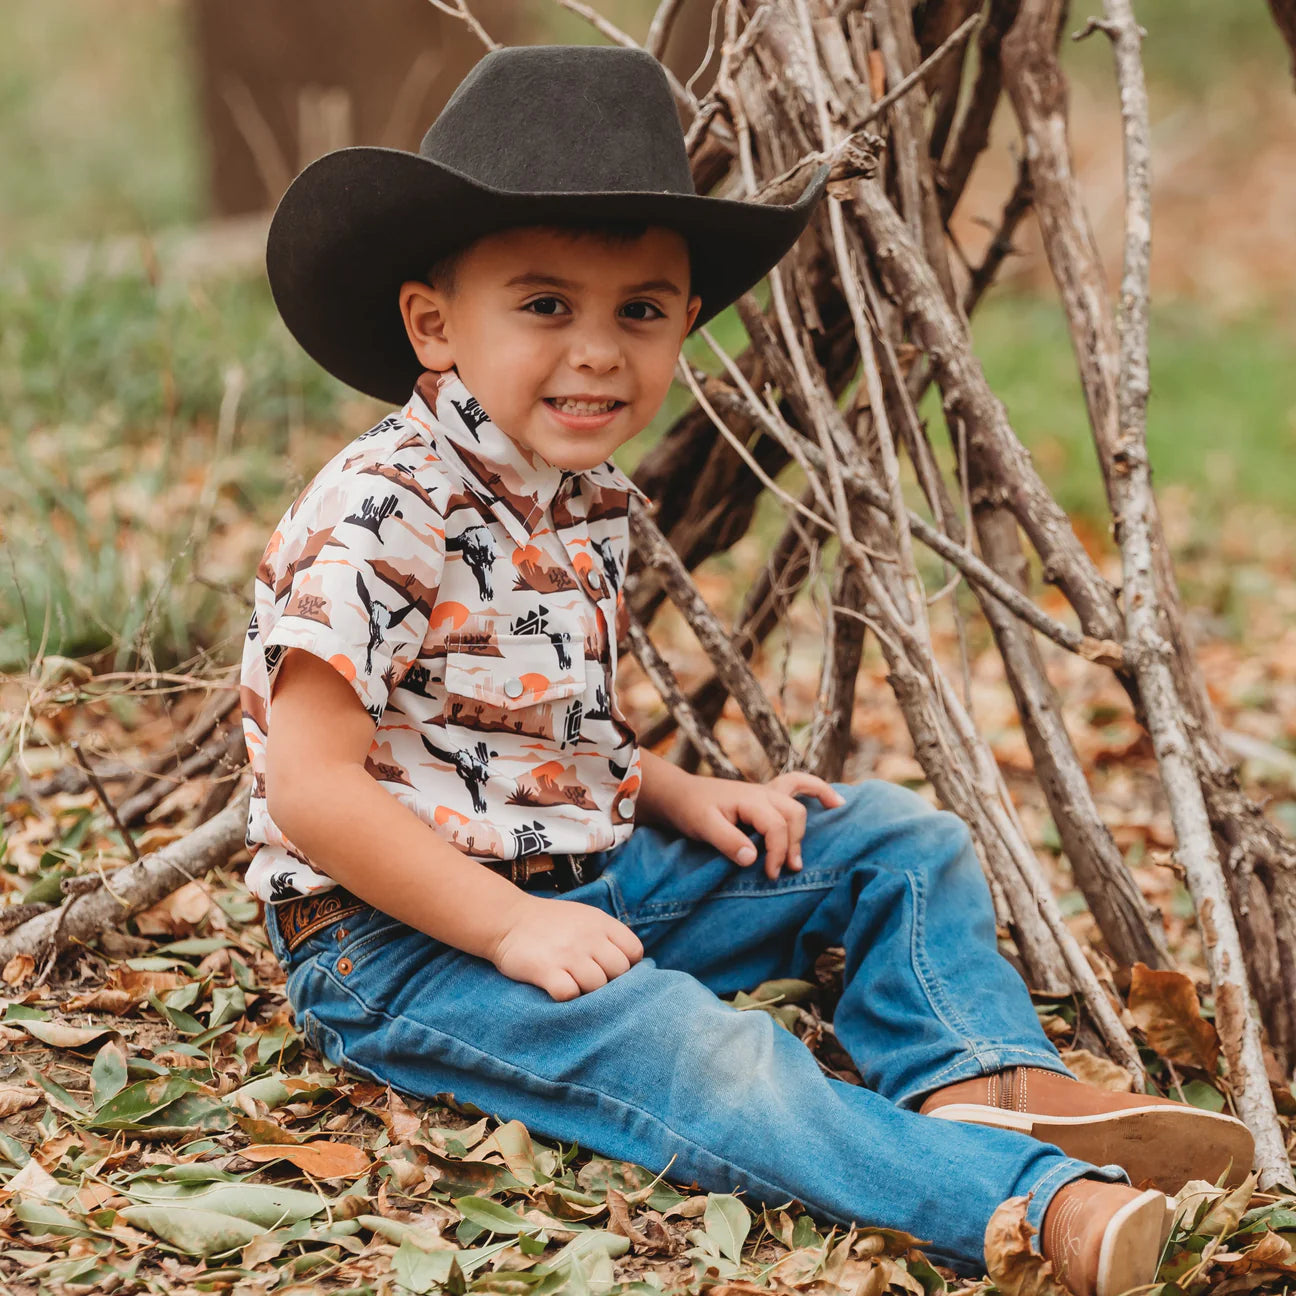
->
[239,369,650,903]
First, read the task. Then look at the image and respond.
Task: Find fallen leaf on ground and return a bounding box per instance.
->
[241,1139,370,1177]
[983,1195,1068,1296]
[1128,962,1221,1073]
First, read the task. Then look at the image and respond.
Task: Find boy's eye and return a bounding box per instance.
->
[520,297,664,321]
[621,301,665,321]
[523,296,569,316]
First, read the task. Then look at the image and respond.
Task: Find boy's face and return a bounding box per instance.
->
[399,225,702,473]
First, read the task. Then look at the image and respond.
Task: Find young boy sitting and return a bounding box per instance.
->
[240,43,1253,1296]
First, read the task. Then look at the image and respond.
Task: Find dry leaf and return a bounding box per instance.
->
[1059,1048,1136,1092]
[606,1186,653,1248]
[0,1156,60,1205]
[382,1088,423,1143]
[1128,962,1221,1073]
[2,954,35,986]
[241,1139,370,1178]
[16,1019,120,1052]
[133,880,213,936]
[62,988,136,1015]
[0,1085,39,1117]
[983,1195,1069,1296]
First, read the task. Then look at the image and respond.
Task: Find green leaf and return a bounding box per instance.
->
[12,1199,93,1237]
[208,983,246,1030]
[25,1064,90,1118]
[791,1213,823,1249]
[144,1092,236,1133]
[2,1004,50,1021]
[152,937,233,956]
[745,978,817,1005]
[1178,1080,1226,1112]
[147,990,204,1035]
[118,1205,263,1257]
[90,1041,128,1108]
[703,1194,751,1263]
[393,1238,464,1294]
[126,1182,328,1226]
[453,1195,541,1235]
[536,1229,630,1277]
[85,1074,197,1128]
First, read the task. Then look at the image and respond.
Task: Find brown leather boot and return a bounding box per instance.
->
[921,1066,1253,1193]
[1038,1179,1171,1296]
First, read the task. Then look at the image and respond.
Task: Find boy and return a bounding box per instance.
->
[240,44,1252,1295]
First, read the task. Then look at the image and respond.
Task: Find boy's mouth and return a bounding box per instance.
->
[544,397,625,415]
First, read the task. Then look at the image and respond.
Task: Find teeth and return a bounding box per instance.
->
[551,398,618,414]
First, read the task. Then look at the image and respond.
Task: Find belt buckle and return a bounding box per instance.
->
[552,853,588,891]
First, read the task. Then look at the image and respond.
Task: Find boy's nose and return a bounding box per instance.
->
[568,329,623,374]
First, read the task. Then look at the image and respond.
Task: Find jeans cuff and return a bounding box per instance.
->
[899,1046,1075,1111]
[1022,1158,1131,1241]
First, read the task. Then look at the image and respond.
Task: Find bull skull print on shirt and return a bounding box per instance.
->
[239,369,648,902]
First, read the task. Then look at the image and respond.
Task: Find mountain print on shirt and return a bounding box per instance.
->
[238,368,650,902]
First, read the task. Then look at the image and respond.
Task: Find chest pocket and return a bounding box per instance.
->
[443,633,585,710]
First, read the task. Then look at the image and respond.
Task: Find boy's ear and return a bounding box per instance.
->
[399,279,455,371]
[684,293,703,336]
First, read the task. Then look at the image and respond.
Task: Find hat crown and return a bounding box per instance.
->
[418,44,695,197]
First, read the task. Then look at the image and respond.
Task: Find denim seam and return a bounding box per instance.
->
[1021,1157,1127,1234]
[905,868,987,1059]
[306,964,902,1249]
[904,1049,1074,1107]
[625,864,857,924]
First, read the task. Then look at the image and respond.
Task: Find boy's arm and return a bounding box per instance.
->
[266,648,531,961]
[633,746,696,831]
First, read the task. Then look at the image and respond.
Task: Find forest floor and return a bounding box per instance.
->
[1,486,1294,1294]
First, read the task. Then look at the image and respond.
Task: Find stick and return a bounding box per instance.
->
[1094,0,1290,1188]
[0,788,252,968]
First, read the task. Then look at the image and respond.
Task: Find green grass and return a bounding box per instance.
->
[951,292,1296,522]
[1,1,1288,248]
[2,1,1292,673]
[2,250,1291,675]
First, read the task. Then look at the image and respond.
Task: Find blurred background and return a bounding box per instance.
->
[2,0,1294,678]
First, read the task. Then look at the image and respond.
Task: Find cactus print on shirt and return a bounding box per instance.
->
[239,369,650,903]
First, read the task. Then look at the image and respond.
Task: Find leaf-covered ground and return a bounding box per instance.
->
[2,491,1295,1294]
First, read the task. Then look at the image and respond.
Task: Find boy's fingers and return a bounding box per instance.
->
[597,940,632,979]
[610,924,644,963]
[545,970,582,1002]
[775,772,846,808]
[771,791,808,871]
[711,807,761,867]
[570,957,610,995]
[744,801,788,878]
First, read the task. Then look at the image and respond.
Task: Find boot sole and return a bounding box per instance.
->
[929,1104,1253,1194]
[1096,1189,1172,1296]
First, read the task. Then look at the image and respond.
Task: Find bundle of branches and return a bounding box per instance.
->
[11,0,1296,1192]
[591,0,1296,1184]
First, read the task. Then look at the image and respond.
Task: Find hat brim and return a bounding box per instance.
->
[266,146,830,405]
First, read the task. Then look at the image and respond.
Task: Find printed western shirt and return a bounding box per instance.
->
[239,368,649,903]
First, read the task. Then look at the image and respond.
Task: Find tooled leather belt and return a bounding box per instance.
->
[265,851,591,953]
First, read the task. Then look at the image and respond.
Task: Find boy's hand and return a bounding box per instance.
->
[489,893,644,1002]
[673,772,846,879]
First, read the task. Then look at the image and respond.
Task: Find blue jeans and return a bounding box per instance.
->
[264,779,1125,1271]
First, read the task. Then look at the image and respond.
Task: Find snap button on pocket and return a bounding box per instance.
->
[337,956,353,976]
[444,633,585,709]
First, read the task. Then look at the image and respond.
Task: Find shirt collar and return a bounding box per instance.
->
[405,371,650,549]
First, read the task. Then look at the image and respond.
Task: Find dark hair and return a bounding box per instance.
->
[425,220,675,298]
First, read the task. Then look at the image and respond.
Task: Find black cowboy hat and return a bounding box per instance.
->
[266,43,829,406]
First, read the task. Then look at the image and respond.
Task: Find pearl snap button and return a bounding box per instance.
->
[503,677,523,698]
[617,797,635,817]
